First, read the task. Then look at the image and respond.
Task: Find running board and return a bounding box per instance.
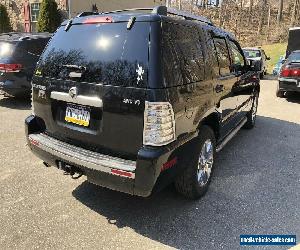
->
[216,118,247,153]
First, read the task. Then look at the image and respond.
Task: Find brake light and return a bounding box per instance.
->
[0,63,22,73]
[83,16,113,24]
[280,68,300,77]
[143,102,176,146]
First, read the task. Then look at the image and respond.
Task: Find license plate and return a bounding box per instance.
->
[298,81,300,87]
[65,104,90,127]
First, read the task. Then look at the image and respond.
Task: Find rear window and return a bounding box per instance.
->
[37,23,150,88]
[243,50,261,58]
[287,52,300,62]
[0,42,15,63]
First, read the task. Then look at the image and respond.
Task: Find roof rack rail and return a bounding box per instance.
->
[102,8,154,15]
[77,11,99,17]
[167,8,213,25]
[100,6,213,26]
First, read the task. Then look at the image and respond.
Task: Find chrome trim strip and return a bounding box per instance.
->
[216,118,247,153]
[29,133,136,179]
[51,91,103,108]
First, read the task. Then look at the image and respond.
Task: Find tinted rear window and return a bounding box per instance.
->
[38,23,150,88]
[287,52,300,62]
[0,42,15,63]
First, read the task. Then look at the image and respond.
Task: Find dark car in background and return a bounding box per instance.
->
[0,32,51,98]
[243,47,270,78]
[25,6,260,199]
[277,50,300,98]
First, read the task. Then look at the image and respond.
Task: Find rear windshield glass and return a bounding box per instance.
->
[0,42,15,63]
[287,52,300,62]
[243,50,261,58]
[38,22,150,88]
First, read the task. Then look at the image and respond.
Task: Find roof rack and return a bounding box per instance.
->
[101,5,213,26]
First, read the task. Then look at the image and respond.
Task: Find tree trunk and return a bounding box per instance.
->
[266,6,271,43]
[291,0,299,26]
[277,0,284,23]
[179,0,182,10]
[248,0,253,23]
[257,0,267,35]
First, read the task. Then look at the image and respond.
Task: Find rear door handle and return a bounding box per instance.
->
[215,84,224,93]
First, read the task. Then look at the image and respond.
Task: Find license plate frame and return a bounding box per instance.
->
[65,103,91,127]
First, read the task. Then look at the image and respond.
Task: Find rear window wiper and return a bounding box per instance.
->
[288,61,300,64]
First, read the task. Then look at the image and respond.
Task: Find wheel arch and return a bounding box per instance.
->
[198,112,221,141]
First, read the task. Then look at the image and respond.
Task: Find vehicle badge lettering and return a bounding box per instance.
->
[136,64,144,85]
[69,87,78,99]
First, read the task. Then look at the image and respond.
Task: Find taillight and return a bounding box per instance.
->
[280,68,300,77]
[143,102,176,146]
[0,63,22,73]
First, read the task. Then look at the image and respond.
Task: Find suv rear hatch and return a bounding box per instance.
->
[33,16,152,159]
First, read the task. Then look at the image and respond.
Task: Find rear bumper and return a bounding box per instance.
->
[0,73,31,97]
[25,115,195,197]
[278,78,300,92]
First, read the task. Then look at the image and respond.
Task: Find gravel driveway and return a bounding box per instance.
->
[0,79,299,250]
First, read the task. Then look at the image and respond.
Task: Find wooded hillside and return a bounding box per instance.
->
[168,0,300,46]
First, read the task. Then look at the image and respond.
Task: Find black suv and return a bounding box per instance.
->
[0,32,51,97]
[25,6,260,199]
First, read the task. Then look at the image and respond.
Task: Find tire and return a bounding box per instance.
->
[244,92,259,129]
[276,90,285,98]
[174,126,216,200]
[260,72,264,79]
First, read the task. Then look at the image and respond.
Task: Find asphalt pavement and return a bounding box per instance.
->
[0,79,299,250]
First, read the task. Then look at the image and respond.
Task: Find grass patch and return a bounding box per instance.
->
[261,43,287,73]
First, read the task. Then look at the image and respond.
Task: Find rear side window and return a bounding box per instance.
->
[162,22,205,86]
[0,42,15,63]
[38,23,149,88]
[213,37,231,76]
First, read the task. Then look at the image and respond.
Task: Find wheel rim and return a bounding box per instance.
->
[252,95,258,121]
[197,139,214,186]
